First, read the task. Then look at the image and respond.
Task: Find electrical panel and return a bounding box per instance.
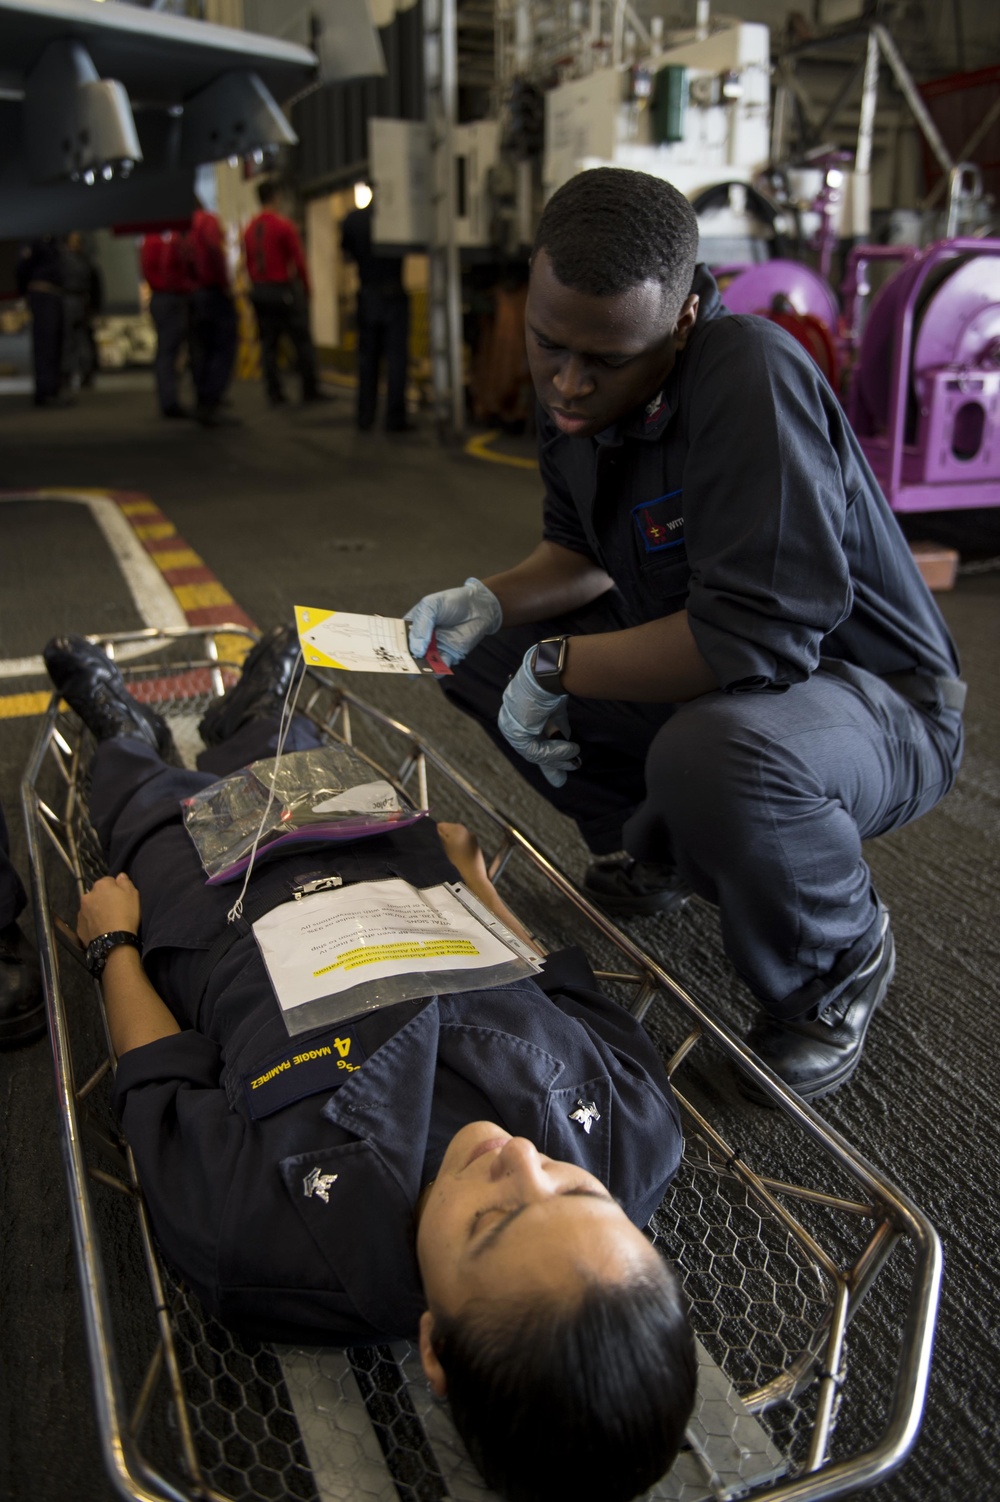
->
[370,118,430,245]
[543,23,771,201]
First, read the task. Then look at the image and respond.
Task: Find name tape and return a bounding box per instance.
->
[242,1028,366,1120]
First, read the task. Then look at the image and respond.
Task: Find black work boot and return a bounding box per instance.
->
[198,625,302,747]
[43,635,174,757]
[582,853,691,918]
[740,904,895,1105]
[0,921,46,1049]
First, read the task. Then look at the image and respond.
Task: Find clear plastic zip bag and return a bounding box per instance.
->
[182,745,424,884]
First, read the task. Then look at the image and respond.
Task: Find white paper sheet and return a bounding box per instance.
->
[295,607,420,674]
[309,780,399,815]
[252,879,539,1026]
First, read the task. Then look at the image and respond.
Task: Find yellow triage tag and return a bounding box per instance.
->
[295,606,421,674]
[251,878,542,1036]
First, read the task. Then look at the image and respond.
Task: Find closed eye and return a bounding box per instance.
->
[531,329,632,370]
[468,1204,512,1236]
[467,1186,616,1258]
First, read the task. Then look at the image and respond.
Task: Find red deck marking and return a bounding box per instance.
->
[0,491,257,720]
[129,669,240,703]
[109,493,259,636]
[183,603,257,628]
[155,565,221,588]
[143,534,189,553]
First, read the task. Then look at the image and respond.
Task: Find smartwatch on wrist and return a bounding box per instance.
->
[85,930,140,978]
[531,636,570,695]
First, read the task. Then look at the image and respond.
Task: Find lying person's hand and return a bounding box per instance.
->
[406,578,502,667]
[77,872,141,944]
[498,648,581,788]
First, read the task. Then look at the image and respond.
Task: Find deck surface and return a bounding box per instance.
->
[0,372,997,1502]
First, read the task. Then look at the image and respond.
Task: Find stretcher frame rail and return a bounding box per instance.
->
[22,627,941,1502]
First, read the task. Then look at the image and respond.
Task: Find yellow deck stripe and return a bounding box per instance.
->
[0,494,254,719]
[132,522,177,542]
[464,430,538,470]
[0,691,53,720]
[152,548,204,573]
[213,632,254,668]
[172,581,234,611]
[118,500,162,518]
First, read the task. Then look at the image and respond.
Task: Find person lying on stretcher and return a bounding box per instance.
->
[45,628,696,1502]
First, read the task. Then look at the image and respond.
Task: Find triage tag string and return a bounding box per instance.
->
[226,648,307,924]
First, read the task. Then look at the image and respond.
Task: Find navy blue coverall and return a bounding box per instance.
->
[17,239,65,403]
[445,268,964,1021]
[341,206,409,431]
[0,802,27,932]
[93,717,682,1346]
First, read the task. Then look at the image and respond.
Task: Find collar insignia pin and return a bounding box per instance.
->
[303,1166,338,1203]
[569,1099,601,1134]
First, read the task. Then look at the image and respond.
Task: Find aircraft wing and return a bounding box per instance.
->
[0,0,317,105]
[0,0,324,238]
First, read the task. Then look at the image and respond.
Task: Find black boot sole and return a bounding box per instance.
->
[43,636,175,758]
[738,1049,863,1107]
[738,938,896,1107]
[198,627,301,747]
[0,1004,47,1050]
[581,884,692,918]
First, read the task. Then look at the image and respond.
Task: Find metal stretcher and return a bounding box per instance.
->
[22,626,941,1502]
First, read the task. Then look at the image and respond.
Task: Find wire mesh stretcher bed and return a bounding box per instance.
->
[22,627,941,1502]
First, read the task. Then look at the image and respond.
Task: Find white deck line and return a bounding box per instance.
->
[0,489,187,679]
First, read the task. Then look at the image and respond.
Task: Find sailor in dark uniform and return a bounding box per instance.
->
[44,628,695,1502]
[17,237,66,406]
[340,197,411,432]
[407,169,965,1105]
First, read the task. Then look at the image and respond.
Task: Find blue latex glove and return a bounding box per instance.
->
[406,577,502,668]
[498,647,581,788]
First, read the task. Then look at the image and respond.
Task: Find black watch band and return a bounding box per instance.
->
[85,930,141,978]
[531,636,570,695]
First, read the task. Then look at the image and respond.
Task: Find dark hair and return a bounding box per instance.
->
[533,168,699,322]
[435,1262,696,1502]
[256,180,278,206]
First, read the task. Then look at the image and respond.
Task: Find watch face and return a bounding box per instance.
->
[535,639,563,677]
[533,636,567,693]
[86,937,109,977]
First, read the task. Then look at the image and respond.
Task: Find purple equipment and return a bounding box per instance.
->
[844,239,1000,513]
[717,260,841,384]
[717,259,840,328]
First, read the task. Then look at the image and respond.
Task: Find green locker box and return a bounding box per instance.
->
[653,64,687,144]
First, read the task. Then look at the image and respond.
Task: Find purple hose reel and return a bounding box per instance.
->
[719,241,1000,515]
[844,239,1000,514]
[717,260,841,384]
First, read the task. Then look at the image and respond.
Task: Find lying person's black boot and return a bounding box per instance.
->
[198,624,301,747]
[582,852,691,918]
[740,904,896,1105]
[43,635,174,756]
[0,921,46,1049]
